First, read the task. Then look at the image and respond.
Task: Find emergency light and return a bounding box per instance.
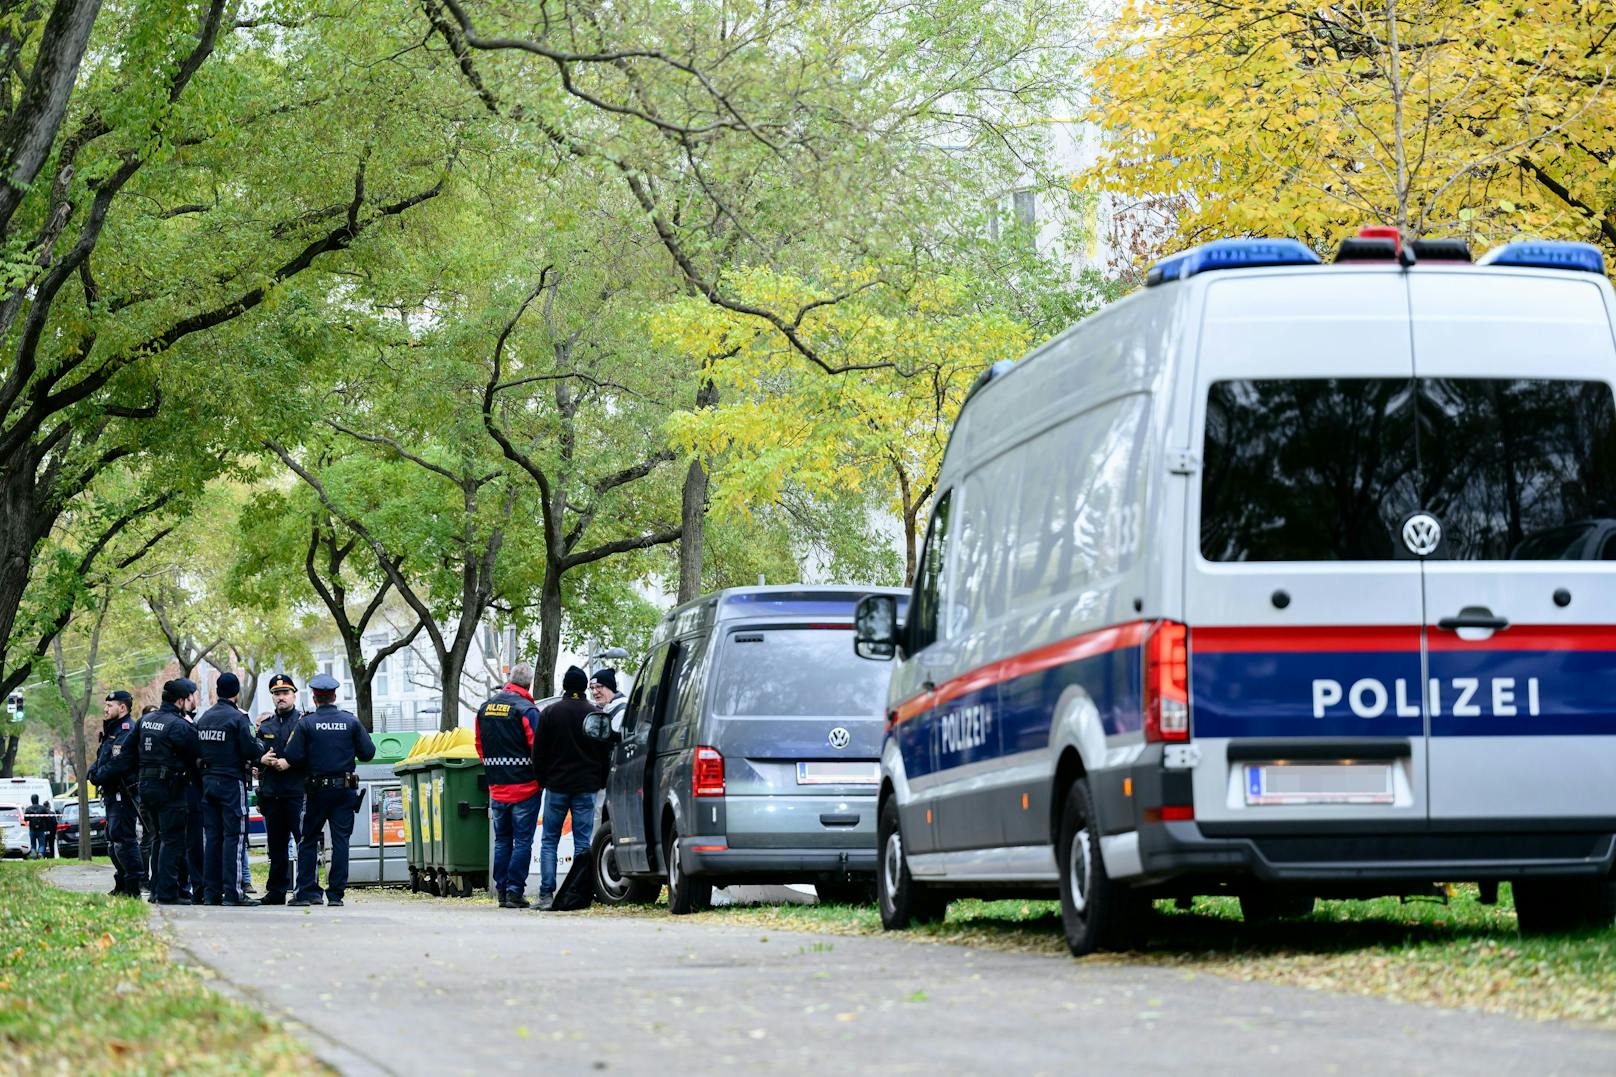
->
[1145,238,1321,286]
[1478,240,1606,275]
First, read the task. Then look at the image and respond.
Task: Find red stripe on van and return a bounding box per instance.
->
[889,621,1149,727]
[1426,625,1616,652]
[1192,625,1421,654]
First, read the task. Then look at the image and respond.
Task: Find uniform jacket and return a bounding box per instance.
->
[128,702,202,782]
[532,693,613,795]
[195,701,264,780]
[255,707,307,796]
[283,703,376,779]
[88,713,138,794]
[475,684,541,802]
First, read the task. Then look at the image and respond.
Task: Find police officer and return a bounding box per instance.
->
[128,679,203,905]
[86,690,144,897]
[255,673,305,905]
[284,673,375,907]
[196,673,273,906]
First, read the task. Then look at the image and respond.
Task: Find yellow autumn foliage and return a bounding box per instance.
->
[1087,0,1616,261]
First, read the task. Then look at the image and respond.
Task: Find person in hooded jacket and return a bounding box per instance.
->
[531,666,612,909]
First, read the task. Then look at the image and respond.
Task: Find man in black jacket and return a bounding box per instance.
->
[87,690,143,896]
[196,673,274,906]
[532,666,612,909]
[254,673,305,904]
[127,679,203,904]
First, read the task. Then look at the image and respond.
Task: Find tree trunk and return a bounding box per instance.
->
[353,674,376,733]
[439,635,474,732]
[902,505,920,587]
[73,727,90,861]
[536,562,564,696]
[678,457,707,603]
[0,733,17,777]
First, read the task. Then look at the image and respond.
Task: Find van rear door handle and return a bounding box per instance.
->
[1437,606,1509,631]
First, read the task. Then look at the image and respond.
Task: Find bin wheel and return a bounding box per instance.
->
[408,867,420,893]
[664,823,711,916]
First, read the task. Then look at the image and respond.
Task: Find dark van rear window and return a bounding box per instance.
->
[711,628,892,717]
[1201,378,1616,561]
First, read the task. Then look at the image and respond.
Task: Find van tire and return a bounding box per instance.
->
[1514,876,1616,934]
[1239,892,1316,923]
[663,823,711,916]
[877,797,946,929]
[1057,777,1142,956]
[592,821,659,906]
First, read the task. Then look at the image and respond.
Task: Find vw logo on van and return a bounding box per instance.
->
[828,727,851,750]
[1402,512,1443,557]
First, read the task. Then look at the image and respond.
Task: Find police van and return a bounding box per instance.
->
[852,232,1616,955]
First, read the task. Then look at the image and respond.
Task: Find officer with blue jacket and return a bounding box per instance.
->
[285,673,375,907]
[196,673,273,906]
[125,679,203,905]
[86,689,144,897]
[255,673,306,905]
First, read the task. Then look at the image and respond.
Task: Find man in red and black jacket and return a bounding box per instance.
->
[475,661,544,908]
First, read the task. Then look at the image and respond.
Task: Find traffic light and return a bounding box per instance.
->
[5,693,22,723]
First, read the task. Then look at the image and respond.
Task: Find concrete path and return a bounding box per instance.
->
[49,864,1616,1076]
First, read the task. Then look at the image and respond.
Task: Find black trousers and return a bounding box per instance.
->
[138,777,190,902]
[176,782,204,898]
[258,790,304,898]
[200,776,247,903]
[106,790,144,892]
[136,795,157,883]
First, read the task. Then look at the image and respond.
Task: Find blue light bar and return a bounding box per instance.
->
[1478,240,1606,275]
[1146,238,1322,287]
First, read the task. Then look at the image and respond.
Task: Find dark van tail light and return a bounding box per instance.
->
[1144,620,1190,742]
[693,746,726,798]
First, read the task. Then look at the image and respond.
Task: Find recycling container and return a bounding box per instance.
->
[394,729,489,897]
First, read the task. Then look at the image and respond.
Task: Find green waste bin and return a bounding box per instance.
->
[394,729,489,897]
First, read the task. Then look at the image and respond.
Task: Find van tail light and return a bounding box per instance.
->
[693,746,726,798]
[1144,620,1190,743]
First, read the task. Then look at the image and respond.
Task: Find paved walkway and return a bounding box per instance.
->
[49,864,1616,1076]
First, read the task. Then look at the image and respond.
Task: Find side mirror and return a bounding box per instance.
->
[853,594,900,661]
[582,711,614,743]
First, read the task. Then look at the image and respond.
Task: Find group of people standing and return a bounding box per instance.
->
[476,662,622,909]
[86,670,376,907]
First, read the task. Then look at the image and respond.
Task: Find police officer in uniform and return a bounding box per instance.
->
[127,679,203,905]
[255,673,305,904]
[86,690,144,897]
[285,673,375,907]
[196,673,273,906]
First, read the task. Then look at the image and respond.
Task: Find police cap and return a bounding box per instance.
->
[309,673,340,692]
[267,673,297,692]
[105,690,134,706]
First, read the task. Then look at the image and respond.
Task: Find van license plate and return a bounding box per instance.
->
[797,762,880,785]
[1245,763,1393,805]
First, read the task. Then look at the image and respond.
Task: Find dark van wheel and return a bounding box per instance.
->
[1057,777,1142,956]
[592,821,659,906]
[1239,892,1316,923]
[876,797,946,929]
[663,824,711,916]
[1514,876,1616,934]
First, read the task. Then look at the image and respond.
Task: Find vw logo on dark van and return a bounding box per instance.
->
[828,727,851,750]
[1402,512,1442,557]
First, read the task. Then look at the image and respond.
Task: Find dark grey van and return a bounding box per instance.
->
[593,585,907,913]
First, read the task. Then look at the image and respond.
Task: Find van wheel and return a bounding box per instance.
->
[1514,876,1616,934]
[663,824,711,915]
[1057,777,1142,956]
[876,797,946,929]
[816,880,876,906]
[1239,892,1316,922]
[592,821,659,906]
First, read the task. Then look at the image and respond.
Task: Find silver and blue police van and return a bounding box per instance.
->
[853,232,1616,955]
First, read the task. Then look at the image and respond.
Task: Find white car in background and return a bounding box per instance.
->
[0,803,28,857]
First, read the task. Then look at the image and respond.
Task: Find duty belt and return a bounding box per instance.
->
[139,766,187,782]
[306,773,352,789]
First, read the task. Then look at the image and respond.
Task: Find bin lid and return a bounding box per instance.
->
[370,731,421,766]
[393,726,480,771]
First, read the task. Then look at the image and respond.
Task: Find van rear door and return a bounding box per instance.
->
[1409,271,1616,824]
[1186,273,1428,829]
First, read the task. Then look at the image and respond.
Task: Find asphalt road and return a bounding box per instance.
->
[50,864,1616,1076]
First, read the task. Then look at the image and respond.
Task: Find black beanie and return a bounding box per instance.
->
[562,665,588,695]
[591,668,618,693]
[216,672,240,699]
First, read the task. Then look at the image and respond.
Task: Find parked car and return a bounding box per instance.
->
[0,803,27,857]
[595,585,908,913]
[56,800,110,858]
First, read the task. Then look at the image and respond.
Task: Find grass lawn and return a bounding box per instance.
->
[577,885,1616,1028]
[0,860,320,1074]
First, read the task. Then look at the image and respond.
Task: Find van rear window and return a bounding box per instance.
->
[1201,378,1616,561]
[712,628,891,717]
